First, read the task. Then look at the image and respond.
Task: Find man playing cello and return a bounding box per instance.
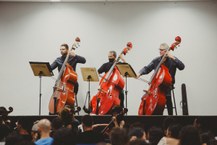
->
[137,43,185,115]
[50,43,86,113]
[97,50,126,108]
[90,42,132,115]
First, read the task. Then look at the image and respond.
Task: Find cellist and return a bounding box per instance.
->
[98,51,126,108]
[50,43,86,109]
[137,43,185,115]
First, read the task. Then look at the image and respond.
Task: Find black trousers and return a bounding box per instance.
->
[74,82,79,95]
[119,90,124,108]
[166,91,173,115]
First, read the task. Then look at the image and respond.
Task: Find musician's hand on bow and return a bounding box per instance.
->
[137,74,141,79]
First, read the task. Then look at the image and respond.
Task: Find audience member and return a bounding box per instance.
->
[148,126,164,145]
[162,117,176,135]
[109,127,129,145]
[0,123,10,142]
[35,119,53,145]
[59,105,80,133]
[179,125,201,145]
[158,124,181,145]
[50,117,63,137]
[15,118,32,141]
[128,127,146,141]
[31,120,39,142]
[200,131,217,145]
[77,115,105,144]
[5,132,34,145]
[52,128,76,145]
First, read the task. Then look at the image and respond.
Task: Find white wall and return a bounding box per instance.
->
[0,1,217,115]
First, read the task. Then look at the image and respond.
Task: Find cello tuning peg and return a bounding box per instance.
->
[143,90,148,93]
[127,42,133,48]
[75,37,81,42]
[175,36,181,43]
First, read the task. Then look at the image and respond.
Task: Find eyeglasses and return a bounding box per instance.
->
[159,49,166,51]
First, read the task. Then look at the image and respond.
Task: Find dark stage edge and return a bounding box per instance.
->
[3,115,217,135]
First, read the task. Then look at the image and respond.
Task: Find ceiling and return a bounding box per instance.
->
[0,0,213,2]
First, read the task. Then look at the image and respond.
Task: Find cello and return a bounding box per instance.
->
[138,36,181,115]
[49,37,80,114]
[90,42,133,115]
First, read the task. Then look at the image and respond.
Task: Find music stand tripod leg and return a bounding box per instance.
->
[87,77,91,113]
[172,89,178,115]
[83,76,91,114]
[39,74,42,115]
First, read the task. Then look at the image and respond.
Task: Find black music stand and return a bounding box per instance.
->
[116,63,137,114]
[80,67,99,114]
[29,61,53,115]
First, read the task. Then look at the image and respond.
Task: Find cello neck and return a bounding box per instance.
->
[56,50,70,82]
[103,60,118,82]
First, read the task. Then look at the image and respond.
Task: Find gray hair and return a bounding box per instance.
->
[160,43,169,50]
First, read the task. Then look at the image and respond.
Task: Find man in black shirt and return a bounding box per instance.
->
[138,43,185,115]
[51,43,86,109]
[77,115,105,144]
[51,43,86,74]
[98,51,126,108]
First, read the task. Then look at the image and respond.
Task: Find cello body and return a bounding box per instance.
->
[49,64,77,114]
[90,67,125,115]
[138,65,172,115]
